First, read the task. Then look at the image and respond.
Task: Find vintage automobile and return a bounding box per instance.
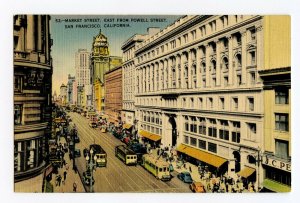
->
[89,122,97,128]
[189,181,206,193]
[82,170,95,186]
[177,172,193,184]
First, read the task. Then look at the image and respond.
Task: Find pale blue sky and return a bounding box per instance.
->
[51,15,181,94]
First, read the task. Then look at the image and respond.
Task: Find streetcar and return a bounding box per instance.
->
[141,154,171,181]
[90,144,107,167]
[115,145,137,166]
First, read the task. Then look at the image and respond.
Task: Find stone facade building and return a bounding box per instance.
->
[14,15,53,183]
[105,66,122,124]
[91,30,122,114]
[133,15,291,190]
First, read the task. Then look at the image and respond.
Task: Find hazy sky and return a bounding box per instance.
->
[50,15,181,94]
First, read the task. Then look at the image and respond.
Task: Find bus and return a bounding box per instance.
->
[141,154,171,181]
[90,144,107,167]
[115,145,137,166]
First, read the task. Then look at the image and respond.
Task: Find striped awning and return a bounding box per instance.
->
[177,144,227,168]
[139,130,161,142]
[237,166,256,178]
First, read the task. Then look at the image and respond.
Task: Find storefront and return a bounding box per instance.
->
[176,144,227,176]
[261,155,291,192]
[139,129,161,147]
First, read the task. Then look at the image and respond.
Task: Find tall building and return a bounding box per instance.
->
[14,15,52,189]
[134,15,273,190]
[75,49,92,108]
[258,16,291,192]
[105,66,123,124]
[91,30,122,114]
[67,74,75,104]
[121,34,148,132]
[59,83,67,105]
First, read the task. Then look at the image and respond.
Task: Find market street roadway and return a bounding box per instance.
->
[68,112,191,193]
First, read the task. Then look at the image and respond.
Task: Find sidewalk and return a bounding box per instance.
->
[50,137,85,193]
[149,147,252,193]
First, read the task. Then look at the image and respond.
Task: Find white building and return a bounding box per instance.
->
[121,32,153,132]
[134,15,265,189]
[75,49,92,108]
[60,83,67,105]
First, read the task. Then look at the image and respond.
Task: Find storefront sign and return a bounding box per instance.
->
[262,156,291,172]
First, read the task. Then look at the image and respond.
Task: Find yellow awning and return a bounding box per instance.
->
[262,179,291,193]
[139,130,161,142]
[123,124,132,129]
[237,166,256,178]
[177,144,227,168]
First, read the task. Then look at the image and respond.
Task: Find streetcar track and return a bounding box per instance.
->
[69,112,190,192]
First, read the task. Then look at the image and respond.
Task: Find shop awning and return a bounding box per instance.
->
[139,130,161,142]
[123,124,132,129]
[262,179,291,193]
[237,166,256,178]
[177,144,227,168]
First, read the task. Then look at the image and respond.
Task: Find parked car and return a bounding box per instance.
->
[177,172,193,184]
[82,170,95,186]
[189,181,206,193]
[89,122,97,128]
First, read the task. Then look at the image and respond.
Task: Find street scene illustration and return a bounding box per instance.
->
[14,15,291,193]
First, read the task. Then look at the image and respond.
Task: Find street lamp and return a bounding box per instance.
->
[85,148,97,193]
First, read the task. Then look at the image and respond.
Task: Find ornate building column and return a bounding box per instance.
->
[227,35,234,85]
[26,15,35,51]
[241,30,247,84]
[175,55,180,89]
[188,51,192,89]
[216,40,221,86]
[37,15,42,52]
[205,44,210,87]
[180,54,185,89]
[256,25,263,71]
[196,47,201,88]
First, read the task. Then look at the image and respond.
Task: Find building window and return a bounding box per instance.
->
[184,135,189,144]
[182,98,186,108]
[212,78,216,87]
[220,97,225,110]
[198,139,206,150]
[249,51,256,66]
[247,123,256,139]
[232,97,238,110]
[232,121,241,143]
[208,142,217,153]
[275,113,289,132]
[208,119,217,138]
[275,139,289,159]
[14,75,22,92]
[250,28,256,41]
[250,72,256,84]
[208,97,213,109]
[224,76,228,87]
[183,34,188,43]
[170,40,176,49]
[219,129,229,141]
[199,97,203,109]
[200,25,206,37]
[198,117,206,135]
[237,74,242,86]
[248,97,254,111]
[190,137,197,146]
[202,79,206,87]
[14,104,22,125]
[185,117,189,131]
[190,117,197,133]
[275,89,289,104]
[191,30,196,40]
[190,98,194,108]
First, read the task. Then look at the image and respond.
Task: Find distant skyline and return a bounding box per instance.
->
[51,15,181,94]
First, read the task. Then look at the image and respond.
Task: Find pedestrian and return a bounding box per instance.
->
[65,163,69,171]
[73,182,77,192]
[63,170,67,181]
[189,165,192,172]
[56,174,62,186]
